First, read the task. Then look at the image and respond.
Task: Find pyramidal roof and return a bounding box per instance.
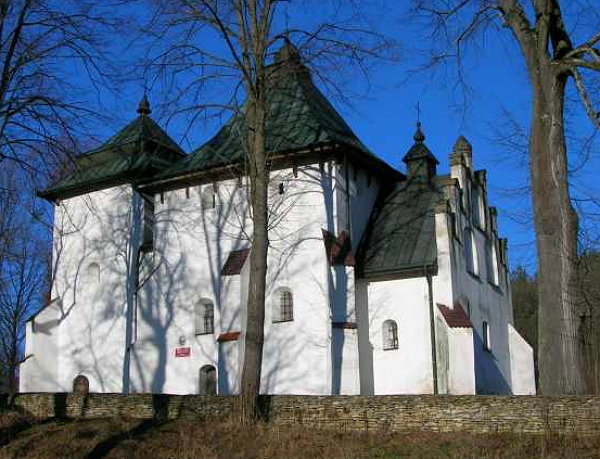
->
[39,97,184,200]
[161,41,377,177]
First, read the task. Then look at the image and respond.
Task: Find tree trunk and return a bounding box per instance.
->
[239,90,269,422]
[531,66,586,395]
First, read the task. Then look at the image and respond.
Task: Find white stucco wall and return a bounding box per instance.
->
[508,324,536,395]
[365,278,434,395]
[20,300,61,392]
[126,158,377,395]
[23,186,136,393]
[22,141,534,397]
[447,328,476,394]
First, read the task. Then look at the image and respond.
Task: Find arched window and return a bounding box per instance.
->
[273,288,293,322]
[195,299,214,335]
[72,374,89,395]
[201,186,217,210]
[85,263,100,285]
[198,365,217,395]
[382,320,398,350]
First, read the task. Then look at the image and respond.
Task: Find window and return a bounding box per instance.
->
[201,186,217,210]
[463,228,478,276]
[382,320,398,350]
[85,263,100,285]
[195,299,214,335]
[273,288,293,322]
[486,240,499,286]
[198,365,217,395]
[269,177,285,196]
[471,186,483,228]
[141,194,155,252]
[483,321,491,351]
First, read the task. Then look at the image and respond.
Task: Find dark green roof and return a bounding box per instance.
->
[403,122,439,165]
[160,57,375,178]
[39,104,184,200]
[359,180,444,277]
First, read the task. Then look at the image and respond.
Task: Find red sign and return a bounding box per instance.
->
[175,347,191,357]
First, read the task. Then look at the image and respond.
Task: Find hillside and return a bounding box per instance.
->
[2,411,600,459]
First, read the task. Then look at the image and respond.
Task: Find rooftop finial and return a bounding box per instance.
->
[413,121,425,143]
[274,36,301,64]
[137,94,151,116]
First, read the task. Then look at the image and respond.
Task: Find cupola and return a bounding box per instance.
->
[402,122,439,184]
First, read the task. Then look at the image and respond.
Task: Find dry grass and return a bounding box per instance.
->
[1,415,600,459]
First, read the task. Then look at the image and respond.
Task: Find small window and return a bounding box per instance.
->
[382,320,398,350]
[85,263,100,285]
[464,228,478,275]
[195,299,214,335]
[201,186,217,210]
[471,186,482,227]
[483,321,491,351]
[486,240,499,286]
[269,178,285,196]
[273,288,293,322]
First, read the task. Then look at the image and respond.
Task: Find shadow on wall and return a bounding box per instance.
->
[473,333,511,394]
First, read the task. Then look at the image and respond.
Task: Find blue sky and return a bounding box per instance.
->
[80,1,600,273]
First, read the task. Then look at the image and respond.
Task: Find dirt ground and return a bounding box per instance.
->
[1,412,600,459]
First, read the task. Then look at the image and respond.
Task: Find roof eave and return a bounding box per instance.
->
[360,262,438,282]
[138,141,404,193]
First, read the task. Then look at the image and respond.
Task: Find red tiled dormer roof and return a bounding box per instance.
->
[217,331,241,342]
[437,303,472,328]
[221,249,250,276]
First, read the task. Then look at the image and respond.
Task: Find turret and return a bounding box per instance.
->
[402,122,439,184]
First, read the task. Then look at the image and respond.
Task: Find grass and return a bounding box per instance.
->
[1,413,600,459]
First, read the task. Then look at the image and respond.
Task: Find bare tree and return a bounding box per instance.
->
[0,168,45,394]
[412,0,600,395]
[0,0,113,180]
[139,0,391,420]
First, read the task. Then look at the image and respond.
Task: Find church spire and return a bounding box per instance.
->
[402,121,439,184]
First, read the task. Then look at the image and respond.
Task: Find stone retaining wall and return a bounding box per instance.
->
[1,394,599,435]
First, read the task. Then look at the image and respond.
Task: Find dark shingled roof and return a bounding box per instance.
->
[359,181,444,278]
[403,122,439,166]
[157,45,377,179]
[221,249,250,276]
[437,303,472,328]
[39,98,184,200]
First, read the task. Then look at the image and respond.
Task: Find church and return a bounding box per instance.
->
[20,43,535,396]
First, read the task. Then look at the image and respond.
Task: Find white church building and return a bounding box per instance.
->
[21,43,535,396]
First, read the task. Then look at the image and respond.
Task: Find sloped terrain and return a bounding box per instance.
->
[1,411,600,459]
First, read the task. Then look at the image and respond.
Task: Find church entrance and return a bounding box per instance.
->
[199,365,217,395]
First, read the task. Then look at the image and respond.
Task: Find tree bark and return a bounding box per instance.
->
[239,85,269,422]
[530,65,586,394]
